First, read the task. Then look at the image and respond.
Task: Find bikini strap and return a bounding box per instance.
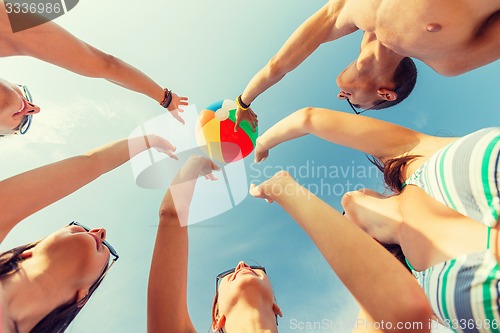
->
[487,226,492,250]
[405,257,417,272]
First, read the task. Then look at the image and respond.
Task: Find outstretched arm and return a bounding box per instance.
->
[0,135,176,242]
[250,172,433,332]
[148,156,219,333]
[234,0,358,130]
[0,1,188,119]
[254,107,450,163]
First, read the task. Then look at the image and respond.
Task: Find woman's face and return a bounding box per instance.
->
[0,80,40,134]
[33,225,110,287]
[214,261,275,320]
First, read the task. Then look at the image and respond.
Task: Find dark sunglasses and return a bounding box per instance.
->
[214,265,278,329]
[215,265,267,292]
[346,98,386,115]
[68,221,120,262]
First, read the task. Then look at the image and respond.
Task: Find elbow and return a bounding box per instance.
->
[298,107,314,133]
[159,204,179,221]
[83,52,119,78]
[267,56,287,81]
[393,293,433,332]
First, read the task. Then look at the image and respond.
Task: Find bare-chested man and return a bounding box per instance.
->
[234,0,500,129]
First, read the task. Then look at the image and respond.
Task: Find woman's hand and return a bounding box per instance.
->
[249,171,293,203]
[145,134,178,160]
[254,138,270,163]
[173,155,221,185]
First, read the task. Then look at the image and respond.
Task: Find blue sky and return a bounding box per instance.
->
[0,0,498,332]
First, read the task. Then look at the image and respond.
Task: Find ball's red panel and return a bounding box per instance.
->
[219,118,254,162]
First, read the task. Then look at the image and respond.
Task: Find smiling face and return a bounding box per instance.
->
[33,225,111,288]
[212,261,279,331]
[0,79,40,134]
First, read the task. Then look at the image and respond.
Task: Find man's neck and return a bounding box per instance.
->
[358,32,404,84]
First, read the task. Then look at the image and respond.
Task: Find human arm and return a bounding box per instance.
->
[147,156,219,333]
[254,107,443,163]
[250,172,433,332]
[0,2,188,120]
[234,0,358,130]
[0,135,176,242]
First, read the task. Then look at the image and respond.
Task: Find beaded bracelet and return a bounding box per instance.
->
[160,89,173,109]
[236,95,251,110]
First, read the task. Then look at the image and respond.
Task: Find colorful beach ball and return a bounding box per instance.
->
[195,99,258,163]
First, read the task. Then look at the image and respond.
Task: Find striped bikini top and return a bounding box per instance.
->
[403,128,500,328]
[403,127,500,227]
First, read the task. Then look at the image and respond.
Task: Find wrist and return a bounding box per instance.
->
[236,94,251,110]
[268,172,297,200]
[160,89,173,108]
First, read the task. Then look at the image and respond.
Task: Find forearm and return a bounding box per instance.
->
[104,56,165,103]
[270,176,432,330]
[0,135,155,236]
[240,2,342,105]
[258,108,310,150]
[261,107,424,159]
[240,60,287,105]
[148,199,194,332]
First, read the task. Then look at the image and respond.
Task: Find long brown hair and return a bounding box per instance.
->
[0,241,108,333]
[368,154,421,194]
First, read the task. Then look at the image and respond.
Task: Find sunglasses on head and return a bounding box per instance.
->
[68,221,120,263]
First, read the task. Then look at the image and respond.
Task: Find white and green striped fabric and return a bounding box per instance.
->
[404,127,500,226]
[404,127,500,332]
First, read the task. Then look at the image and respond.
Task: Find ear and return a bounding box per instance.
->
[76,289,89,308]
[273,303,283,317]
[211,314,226,332]
[377,88,397,101]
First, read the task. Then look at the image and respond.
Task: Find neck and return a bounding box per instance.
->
[358,32,405,85]
[1,257,74,333]
[224,301,277,333]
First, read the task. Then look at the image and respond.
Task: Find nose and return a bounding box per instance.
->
[90,228,107,242]
[24,101,41,115]
[235,261,250,270]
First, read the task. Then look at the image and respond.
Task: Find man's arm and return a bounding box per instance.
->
[234,0,358,129]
